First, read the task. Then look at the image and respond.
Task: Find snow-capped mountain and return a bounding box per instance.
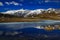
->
[1,8,60,17]
[3,9,45,16]
[3,9,27,14]
[14,9,30,17]
[24,9,45,17]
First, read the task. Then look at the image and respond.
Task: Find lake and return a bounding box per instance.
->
[0,20,60,30]
[0,20,60,40]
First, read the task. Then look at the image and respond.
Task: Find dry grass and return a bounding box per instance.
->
[0,17,41,22]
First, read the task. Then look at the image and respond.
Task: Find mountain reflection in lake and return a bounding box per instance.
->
[0,20,60,40]
[0,20,60,30]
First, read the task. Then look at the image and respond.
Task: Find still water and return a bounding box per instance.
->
[0,20,60,30]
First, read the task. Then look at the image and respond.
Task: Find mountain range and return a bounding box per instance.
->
[0,8,60,22]
[1,8,60,17]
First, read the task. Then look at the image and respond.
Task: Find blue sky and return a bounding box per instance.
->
[0,0,60,12]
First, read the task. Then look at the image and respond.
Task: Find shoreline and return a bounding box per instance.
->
[0,18,60,23]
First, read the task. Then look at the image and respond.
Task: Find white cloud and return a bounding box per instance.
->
[10,1,19,5]
[45,0,60,3]
[5,2,10,5]
[45,0,50,3]
[5,1,19,6]
[0,2,3,6]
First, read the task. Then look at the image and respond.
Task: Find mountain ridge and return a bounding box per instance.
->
[0,8,60,22]
[1,8,60,17]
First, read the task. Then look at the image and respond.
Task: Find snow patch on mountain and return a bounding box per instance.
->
[1,8,60,17]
